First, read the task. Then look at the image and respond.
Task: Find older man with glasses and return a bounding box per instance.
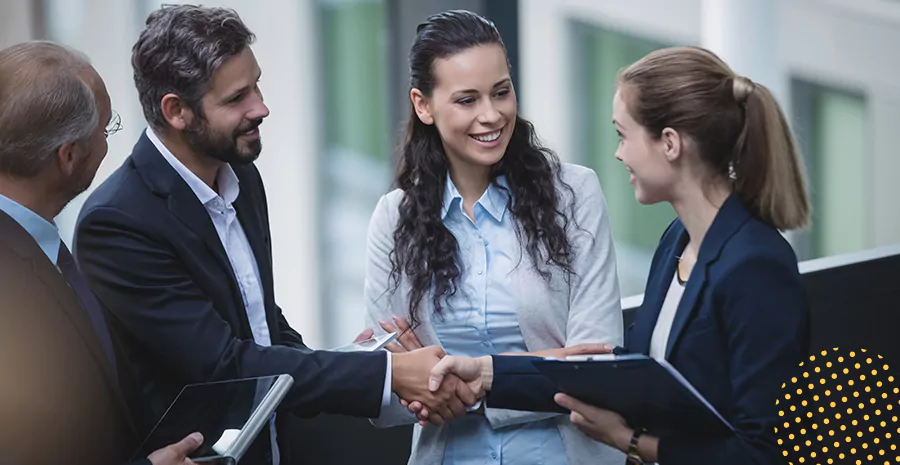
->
[0,40,203,465]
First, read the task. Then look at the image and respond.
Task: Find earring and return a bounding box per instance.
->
[728,162,737,180]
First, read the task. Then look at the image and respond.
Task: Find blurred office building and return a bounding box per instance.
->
[2,0,898,348]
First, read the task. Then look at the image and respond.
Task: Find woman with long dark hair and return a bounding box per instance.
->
[364,9,624,465]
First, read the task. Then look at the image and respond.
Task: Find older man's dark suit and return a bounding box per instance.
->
[0,210,144,465]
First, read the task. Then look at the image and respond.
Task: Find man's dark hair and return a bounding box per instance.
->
[132,4,255,130]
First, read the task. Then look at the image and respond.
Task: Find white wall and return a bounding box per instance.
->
[0,0,37,47]
[702,0,782,99]
[51,0,144,244]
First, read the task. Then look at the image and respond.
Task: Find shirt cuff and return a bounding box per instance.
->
[467,399,483,412]
[381,350,392,408]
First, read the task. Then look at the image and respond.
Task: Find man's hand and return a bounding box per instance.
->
[391,346,478,426]
[403,355,492,425]
[147,432,203,465]
[408,345,614,424]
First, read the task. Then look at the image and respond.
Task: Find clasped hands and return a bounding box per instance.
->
[366,316,477,426]
[372,316,615,428]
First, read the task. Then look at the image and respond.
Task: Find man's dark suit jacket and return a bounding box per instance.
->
[486,195,810,465]
[74,133,387,465]
[0,210,146,465]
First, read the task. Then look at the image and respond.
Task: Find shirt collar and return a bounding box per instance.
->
[146,127,240,206]
[482,175,509,222]
[0,193,61,265]
[441,173,463,220]
[440,173,509,222]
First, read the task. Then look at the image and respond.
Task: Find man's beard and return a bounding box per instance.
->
[183,116,263,165]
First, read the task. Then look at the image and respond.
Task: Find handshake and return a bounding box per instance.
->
[374,317,614,426]
[389,345,487,425]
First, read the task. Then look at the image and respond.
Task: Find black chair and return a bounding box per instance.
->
[800,246,900,363]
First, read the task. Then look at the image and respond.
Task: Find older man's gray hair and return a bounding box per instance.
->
[0,41,99,178]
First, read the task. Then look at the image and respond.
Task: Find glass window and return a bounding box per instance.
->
[571,23,674,297]
[791,80,869,260]
[318,0,392,347]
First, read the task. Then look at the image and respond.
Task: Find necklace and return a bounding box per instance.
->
[676,255,688,286]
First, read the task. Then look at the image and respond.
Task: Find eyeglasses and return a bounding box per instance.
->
[104,110,122,138]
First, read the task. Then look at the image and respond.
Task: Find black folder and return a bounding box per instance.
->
[533,354,733,436]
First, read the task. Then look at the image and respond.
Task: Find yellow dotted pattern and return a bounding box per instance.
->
[776,348,900,464]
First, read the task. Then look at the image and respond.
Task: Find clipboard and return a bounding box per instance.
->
[533,355,733,436]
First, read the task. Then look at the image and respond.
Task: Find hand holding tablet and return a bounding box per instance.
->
[135,375,294,464]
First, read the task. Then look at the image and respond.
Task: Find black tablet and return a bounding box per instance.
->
[133,374,293,464]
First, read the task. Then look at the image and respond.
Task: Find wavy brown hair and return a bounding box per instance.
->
[390,10,579,329]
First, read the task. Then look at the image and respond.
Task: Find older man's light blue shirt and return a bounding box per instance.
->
[0,193,60,264]
[434,175,567,465]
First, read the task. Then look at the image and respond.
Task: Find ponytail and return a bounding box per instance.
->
[733,80,811,230]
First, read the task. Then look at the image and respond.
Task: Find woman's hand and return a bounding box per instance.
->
[554,393,631,448]
[554,393,658,462]
[501,343,616,359]
[379,315,424,353]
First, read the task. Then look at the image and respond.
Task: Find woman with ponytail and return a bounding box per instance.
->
[548,45,813,464]
[363,9,625,465]
[428,46,812,464]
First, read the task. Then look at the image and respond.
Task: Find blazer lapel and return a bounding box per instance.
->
[0,211,136,435]
[664,195,752,359]
[166,180,236,279]
[663,254,708,359]
[131,133,250,333]
[630,228,684,354]
[33,256,137,433]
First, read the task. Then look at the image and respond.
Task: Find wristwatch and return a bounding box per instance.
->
[626,428,646,464]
